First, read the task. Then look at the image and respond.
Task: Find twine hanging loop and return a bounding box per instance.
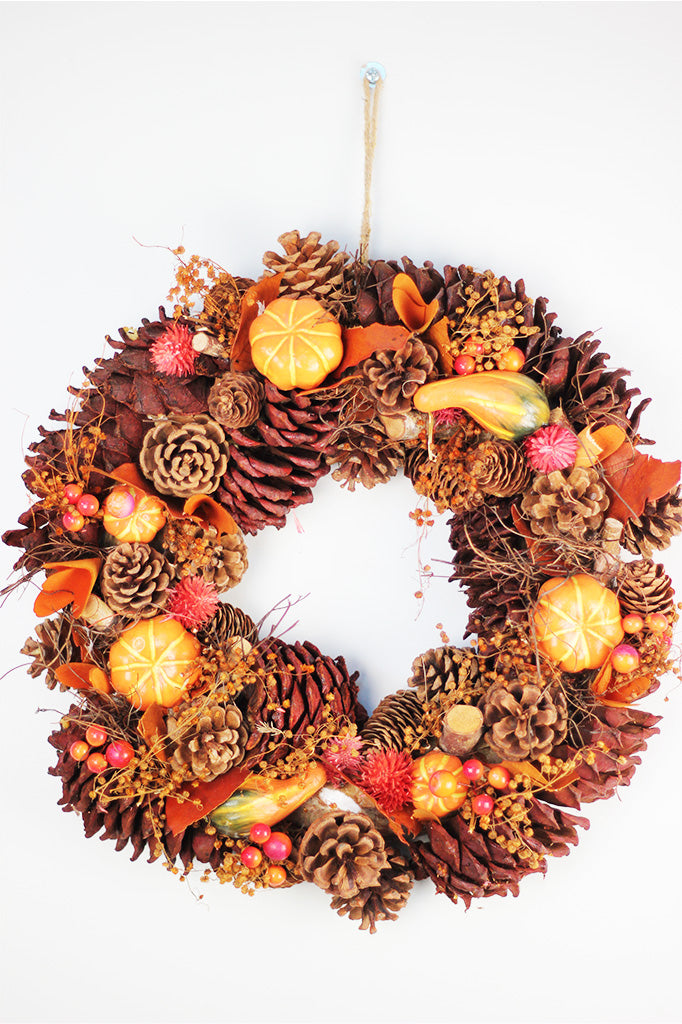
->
[359,62,386,264]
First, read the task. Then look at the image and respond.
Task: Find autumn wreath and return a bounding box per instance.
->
[5,230,681,933]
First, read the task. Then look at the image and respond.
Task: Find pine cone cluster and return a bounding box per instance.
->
[263,230,352,317]
[328,421,404,491]
[408,646,480,704]
[100,542,174,617]
[161,518,248,592]
[140,415,228,497]
[208,372,264,429]
[361,689,425,751]
[361,338,438,416]
[622,486,682,557]
[616,559,675,620]
[465,441,531,498]
[520,466,609,540]
[298,811,388,898]
[21,613,77,691]
[481,678,568,760]
[330,848,414,933]
[167,699,247,781]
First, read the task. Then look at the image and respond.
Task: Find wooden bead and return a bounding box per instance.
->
[249,297,343,390]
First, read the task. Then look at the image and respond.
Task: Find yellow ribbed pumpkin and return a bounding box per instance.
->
[533,574,624,673]
[109,616,201,709]
[411,750,469,820]
[249,296,343,390]
[102,485,166,543]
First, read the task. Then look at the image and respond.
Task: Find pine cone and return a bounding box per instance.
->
[21,613,77,690]
[99,543,174,617]
[298,810,389,898]
[263,230,352,318]
[207,372,264,429]
[465,441,531,498]
[520,466,609,540]
[412,436,483,513]
[160,518,248,592]
[196,601,259,646]
[408,646,480,703]
[167,699,247,781]
[355,258,445,327]
[241,639,364,764]
[328,421,403,491]
[622,486,682,557]
[403,444,431,485]
[361,338,438,415]
[139,415,228,497]
[329,847,414,933]
[481,678,568,760]
[197,273,253,343]
[217,380,343,534]
[616,559,675,620]
[361,690,426,751]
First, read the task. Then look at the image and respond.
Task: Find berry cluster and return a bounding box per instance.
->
[240,822,292,887]
[69,726,134,773]
[62,483,100,534]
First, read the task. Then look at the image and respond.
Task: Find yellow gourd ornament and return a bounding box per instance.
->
[249,296,343,390]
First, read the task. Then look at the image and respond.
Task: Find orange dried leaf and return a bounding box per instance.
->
[183,494,238,536]
[574,424,627,468]
[165,764,252,835]
[108,463,150,494]
[54,662,112,694]
[601,442,681,523]
[334,323,411,377]
[231,273,283,373]
[591,661,613,697]
[34,558,102,618]
[392,273,439,333]
[138,703,169,760]
[427,317,453,376]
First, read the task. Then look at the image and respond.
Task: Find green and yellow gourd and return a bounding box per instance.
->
[413,370,550,441]
[210,762,327,836]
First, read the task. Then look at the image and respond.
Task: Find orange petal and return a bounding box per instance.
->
[574,424,627,468]
[34,558,102,618]
[334,323,411,377]
[590,661,613,697]
[183,494,238,535]
[165,764,252,835]
[108,463,151,494]
[53,662,112,693]
[231,273,283,373]
[427,318,453,376]
[392,273,439,333]
[138,703,169,761]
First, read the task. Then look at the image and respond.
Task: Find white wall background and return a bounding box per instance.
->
[1,3,681,1023]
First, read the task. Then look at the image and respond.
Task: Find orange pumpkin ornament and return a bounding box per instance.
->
[109,616,201,709]
[411,750,469,820]
[533,574,624,673]
[103,485,166,543]
[249,296,343,390]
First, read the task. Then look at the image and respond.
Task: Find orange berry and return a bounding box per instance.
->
[622,614,644,634]
[267,865,287,887]
[611,644,640,674]
[488,766,511,790]
[646,613,669,634]
[497,347,525,372]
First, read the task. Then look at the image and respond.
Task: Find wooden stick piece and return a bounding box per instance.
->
[439,704,484,757]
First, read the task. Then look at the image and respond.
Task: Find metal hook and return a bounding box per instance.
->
[361,62,386,88]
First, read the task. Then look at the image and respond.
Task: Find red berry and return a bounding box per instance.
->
[267,865,287,887]
[498,346,525,372]
[462,759,485,781]
[249,822,272,844]
[240,846,263,870]
[105,740,134,768]
[62,509,85,532]
[622,614,644,634]
[646,613,669,634]
[454,354,476,376]
[472,793,494,815]
[76,493,100,517]
[85,725,108,747]
[69,740,90,762]
[487,766,511,790]
[64,483,83,503]
[86,752,108,774]
[611,644,640,674]
[262,832,293,862]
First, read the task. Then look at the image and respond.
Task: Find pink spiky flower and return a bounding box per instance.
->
[358,748,414,814]
[149,322,196,377]
[523,423,579,474]
[434,407,463,427]
[321,733,364,786]
[167,575,219,630]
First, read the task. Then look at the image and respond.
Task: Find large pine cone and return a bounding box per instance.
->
[160,518,248,592]
[208,372,264,429]
[140,415,228,497]
[167,699,247,782]
[99,542,174,617]
[241,639,364,765]
[408,646,480,703]
[263,230,352,318]
[355,258,445,327]
[520,466,609,540]
[328,421,403,491]
[197,601,259,647]
[21,613,77,691]
[622,486,682,557]
[616,559,675,620]
[361,338,438,416]
[361,689,425,752]
[216,380,343,534]
[298,810,389,898]
[481,678,568,760]
[465,441,531,498]
[329,847,414,933]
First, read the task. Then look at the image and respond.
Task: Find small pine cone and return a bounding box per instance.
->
[616,559,675,620]
[139,415,228,497]
[481,678,568,761]
[622,486,682,557]
[263,230,352,313]
[361,689,426,752]
[329,422,403,491]
[403,444,430,485]
[329,847,414,933]
[465,440,531,498]
[207,372,264,429]
[99,542,174,617]
[198,273,253,343]
[361,338,438,416]
[196,601,258,646]
[167,699,247,782]
[160,518,247,592]
[298,810,389,899]
[21,613,77,690]
[408,646,480,703]
[520,466,609,540]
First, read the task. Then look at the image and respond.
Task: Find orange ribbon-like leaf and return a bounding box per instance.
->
[392,273,439,333]
[231,273,283,373]
[334,323,411,377]
[574,424,627,469]
[165,764,252,835]
[137,703,169,761]
[183,494,238,535]
[54,662,112,694]
[601,441,681,524]
[427,317,454,376]
[34,558,102,618]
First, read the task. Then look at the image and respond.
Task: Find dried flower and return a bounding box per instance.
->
[434,407,463,427]
[523,423,579,474]
[167,575,220,629]
[149,322,196,377]
[358,748,414,814]
[321,732,364,785]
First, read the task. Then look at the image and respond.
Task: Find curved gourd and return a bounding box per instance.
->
[210,762,327,836]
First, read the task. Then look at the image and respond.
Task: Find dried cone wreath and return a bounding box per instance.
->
[4,231,680,936]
